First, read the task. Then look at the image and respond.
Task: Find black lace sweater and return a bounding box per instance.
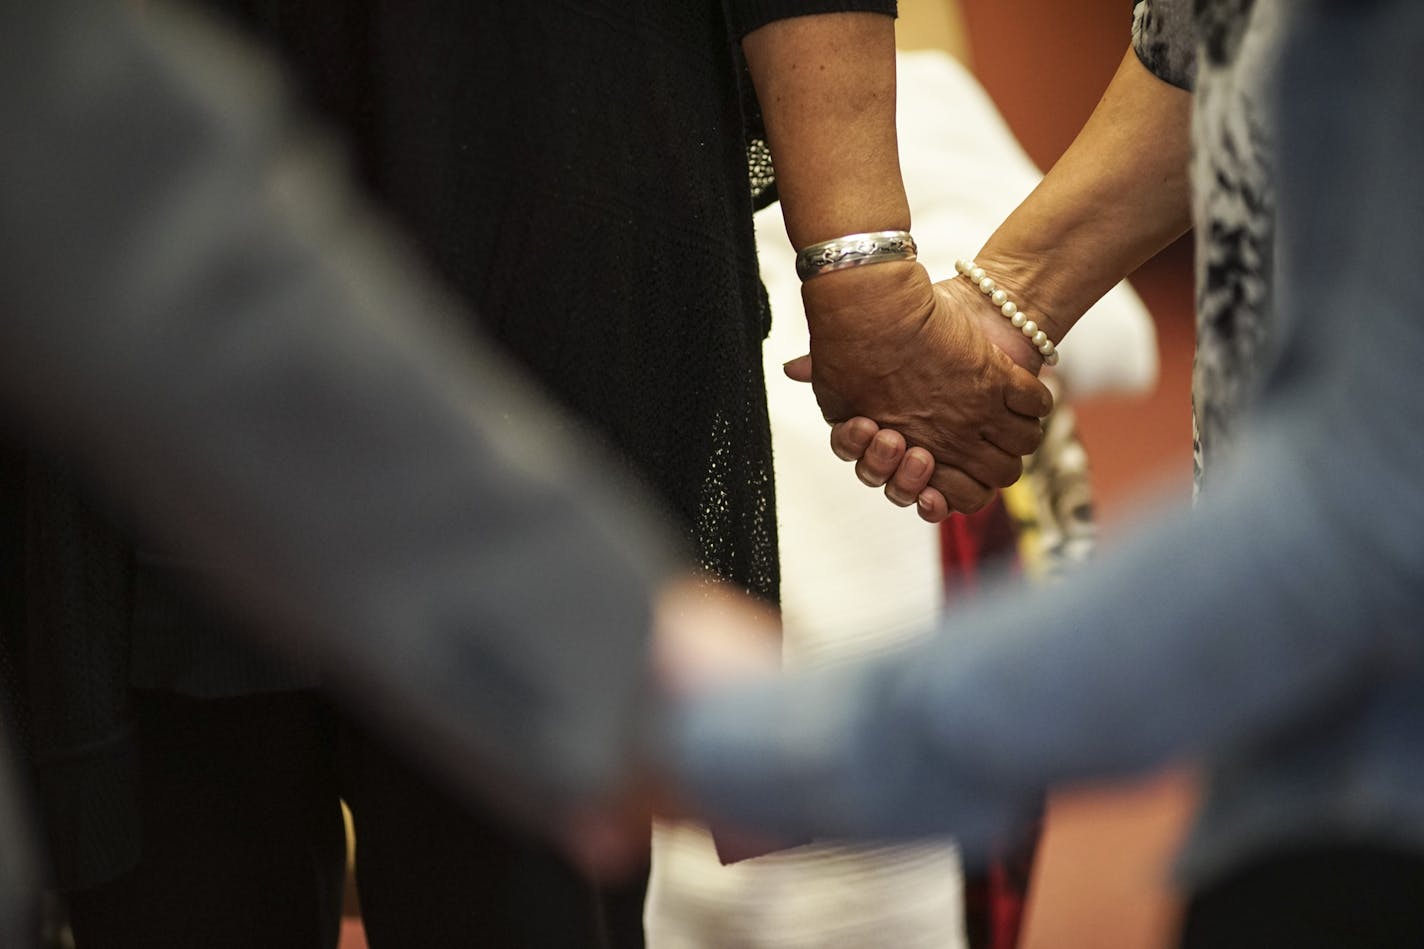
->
[2,0,895,888]
[203,0,893,604]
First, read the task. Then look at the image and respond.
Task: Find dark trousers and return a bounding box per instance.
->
[65,691,646,949]
[341,718,648,949]
[1180,845,1424,949]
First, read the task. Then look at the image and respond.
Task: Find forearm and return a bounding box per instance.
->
[0,3,676,818]
[971,48,1193,344]
[742,11,909,249]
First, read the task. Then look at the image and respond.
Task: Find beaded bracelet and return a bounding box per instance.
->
[954,258,1059,367]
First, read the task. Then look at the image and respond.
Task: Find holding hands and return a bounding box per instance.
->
[791,259,1053,520]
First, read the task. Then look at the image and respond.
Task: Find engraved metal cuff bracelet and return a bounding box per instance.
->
[795,230,918,281]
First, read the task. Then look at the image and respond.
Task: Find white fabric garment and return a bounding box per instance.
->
[645,50,1156,948]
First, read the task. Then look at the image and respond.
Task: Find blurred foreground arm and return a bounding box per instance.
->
[0,3,677,831]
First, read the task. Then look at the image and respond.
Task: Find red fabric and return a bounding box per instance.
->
[938,498,1020,599]
[991,867,1024,949]
[939,498,1037,949]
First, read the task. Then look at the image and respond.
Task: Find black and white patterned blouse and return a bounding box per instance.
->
[1132,0,1291,493]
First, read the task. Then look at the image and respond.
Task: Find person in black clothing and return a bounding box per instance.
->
[11,3,1052,948]
[0,3,736,945]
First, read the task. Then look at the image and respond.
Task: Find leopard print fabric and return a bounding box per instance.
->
[1133,0,1291,494]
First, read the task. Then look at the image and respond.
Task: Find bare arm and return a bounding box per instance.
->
[973,48,1193,344]
[842,46,1193,518]
[742,12,1054,513]
[741,12,910,249]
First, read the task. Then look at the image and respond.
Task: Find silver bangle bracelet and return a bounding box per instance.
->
[795,230,918,281]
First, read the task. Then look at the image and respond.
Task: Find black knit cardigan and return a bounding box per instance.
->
[204,0,890,601]
[0,0,896,888]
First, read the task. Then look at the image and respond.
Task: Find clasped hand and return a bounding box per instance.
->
[791,261,1052,520]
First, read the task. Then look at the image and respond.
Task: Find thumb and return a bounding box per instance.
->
[782,353,813,382]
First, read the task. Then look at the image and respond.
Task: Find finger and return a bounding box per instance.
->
[782,354,813,383]
[915,487,951,523]
[854,429,906,488]
[952,440,1025,492]
[928,466,995,514]
[829,417,880,461]
[1003,365,1055,418]
[884,447,934,507]
[983,413,1047,459]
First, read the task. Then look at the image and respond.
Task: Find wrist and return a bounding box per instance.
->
[783,202,911,255]
[953,258,1060,367]
[963,250,1072,345]
[800,260,935,340]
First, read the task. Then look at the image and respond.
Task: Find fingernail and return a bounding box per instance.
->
[917,494,931,510]
[903,454,928,479]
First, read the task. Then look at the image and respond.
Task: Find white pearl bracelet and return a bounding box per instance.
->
[954,258,1059,367]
